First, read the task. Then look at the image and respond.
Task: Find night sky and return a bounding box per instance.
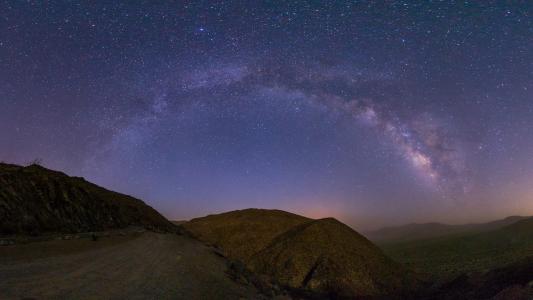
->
[1,1,532,229]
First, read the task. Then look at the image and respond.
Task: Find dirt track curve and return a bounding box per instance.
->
[0,232,261,299]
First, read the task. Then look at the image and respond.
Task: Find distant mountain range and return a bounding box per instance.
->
[0,163,176,235]
[365,215,530,243]
[381,215,533,283]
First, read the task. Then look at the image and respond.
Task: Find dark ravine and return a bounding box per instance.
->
[0,163,176,236]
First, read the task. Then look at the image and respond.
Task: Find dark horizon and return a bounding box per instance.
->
[1,2,533,231]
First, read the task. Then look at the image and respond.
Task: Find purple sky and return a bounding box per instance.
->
[1,1,533,230]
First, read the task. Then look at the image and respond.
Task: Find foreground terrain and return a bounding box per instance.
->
[1,163,532,299]
[0,231,260,299]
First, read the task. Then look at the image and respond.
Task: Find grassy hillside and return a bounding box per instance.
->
[427,256,533,299]
[248,217,421,298]
[182,208,311,261]
[381,217,533,281]
[183,208,421,298]
[0,163,176,235]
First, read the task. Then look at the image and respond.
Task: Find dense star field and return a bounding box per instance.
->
[0,1,532,229]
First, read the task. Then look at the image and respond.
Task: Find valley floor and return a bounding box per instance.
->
[0,232,260,299]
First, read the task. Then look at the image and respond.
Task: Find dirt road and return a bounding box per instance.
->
[0,232,260,299]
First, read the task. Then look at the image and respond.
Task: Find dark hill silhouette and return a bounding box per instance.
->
[183,208,421,298]
[0,163,176,235]
[502,216,533,236]
[366,216,529,243]
[429,256,533,300]
[382,215,533,282]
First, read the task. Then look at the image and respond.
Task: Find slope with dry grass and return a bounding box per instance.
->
[183,208,421,298]
[182,208,311,261]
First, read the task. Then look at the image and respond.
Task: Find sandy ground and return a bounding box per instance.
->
[0,232,261,299]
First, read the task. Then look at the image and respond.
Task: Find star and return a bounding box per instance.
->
[1,1,532,227]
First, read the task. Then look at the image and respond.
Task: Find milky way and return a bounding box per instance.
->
[1,1,532,228]
[175,62,468,193]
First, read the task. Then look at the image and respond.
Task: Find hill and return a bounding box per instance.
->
[366,216,528,243]
[381,217,533,281]
[182,209,311,260]
[182,208,421,298]
[428,256,533,300]
[502,217,533,235]
[0,163,176,235]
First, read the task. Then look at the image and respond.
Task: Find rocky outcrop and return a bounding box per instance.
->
[0,163,176,235]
